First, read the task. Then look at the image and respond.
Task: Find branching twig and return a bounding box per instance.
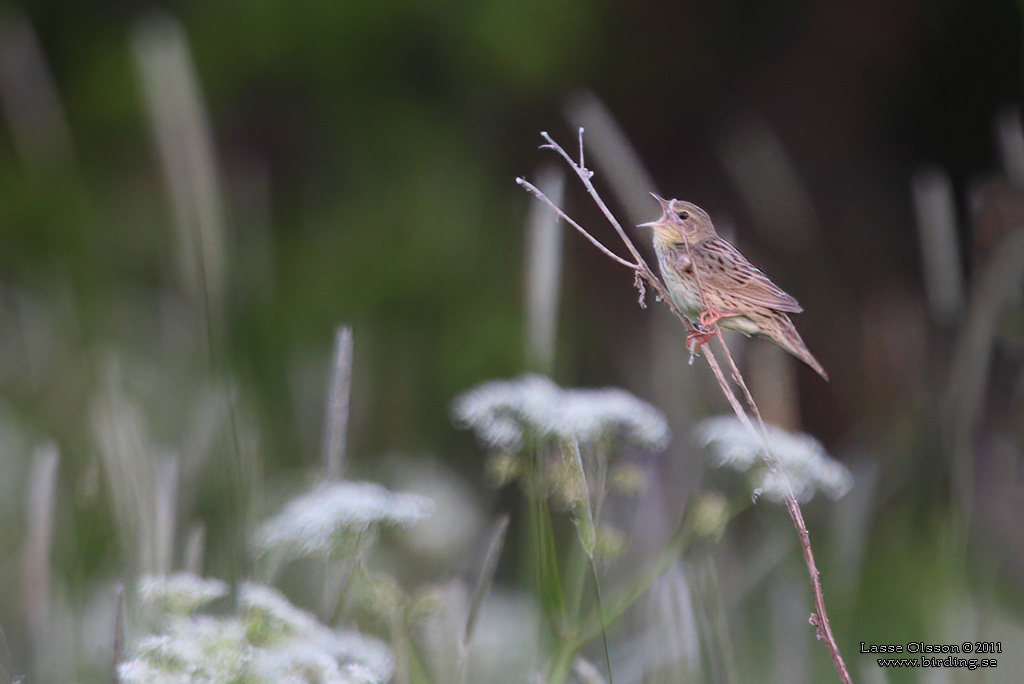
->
[519,130,701,339]
[519,130,852,684]
[517,178,637,270]
[538,130,656,276]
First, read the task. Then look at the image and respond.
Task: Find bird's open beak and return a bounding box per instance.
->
[638,192,671,228]
[650,192,671,210]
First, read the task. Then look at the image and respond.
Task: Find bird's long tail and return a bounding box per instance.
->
[756,311,830,381]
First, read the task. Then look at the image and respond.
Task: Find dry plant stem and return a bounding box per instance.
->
[715,336,773,466]
[521,131,852,684]
[714,335,850,683]
[517,141,688,323]
[701,345,756,436]
[541,130,655,274]
[517,178,637,269]
[785,492,848,681]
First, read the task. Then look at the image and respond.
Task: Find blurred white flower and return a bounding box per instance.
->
[123,616,250,682]
[254,481,434,557]
[330,630,395,684]
[241,581,326,638]
[120,578,393,684]
[696,416,853,503]
[138,572,228,614]
[241,582,394,682]
[253,641,353,684]
[452,375,670,452]
[117,657,188,684]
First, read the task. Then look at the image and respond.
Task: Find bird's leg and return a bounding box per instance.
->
[685,309,741,360]
[686,326,717,356]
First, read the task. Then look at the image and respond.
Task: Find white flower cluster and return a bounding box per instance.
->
[254,481,435,557]
[119,575,393,684]
[452,375,670,452]
[241,583,393,681]
[696,416,853,503]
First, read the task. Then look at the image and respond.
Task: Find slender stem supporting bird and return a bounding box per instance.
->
[714,333,848,682]
[519,130,852,684]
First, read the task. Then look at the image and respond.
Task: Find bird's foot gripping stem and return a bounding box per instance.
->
[685,310,736,364]
[686,326,716,362]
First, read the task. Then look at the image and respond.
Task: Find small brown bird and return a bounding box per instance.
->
[639,194,829,381]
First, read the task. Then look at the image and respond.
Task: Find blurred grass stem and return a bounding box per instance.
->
[184,522,206,575]
[911,168,965,324]
[945,226,1024,516]
[321,325,354,480]
[23,442,58,671]
[0,10,75,172]
[457,515,510,684]
[132,14,227,347]
[133,13,251,595]
[524,166,565,374]
[565,439,612,683]
[112,582,124,683]
[154,456,179,576]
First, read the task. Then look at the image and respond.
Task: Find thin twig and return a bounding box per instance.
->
[539,130,656,276]
[521,133,699,338]
[518,178,637,269]
[520,130,852,684]
[577,126,586,169]
[701,345,756,436]
[786,492,847,678]
[716,336,772,464]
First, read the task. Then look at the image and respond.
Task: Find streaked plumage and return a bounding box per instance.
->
[640,195,829,381]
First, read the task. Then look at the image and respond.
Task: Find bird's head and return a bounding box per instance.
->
[638,194,716,244]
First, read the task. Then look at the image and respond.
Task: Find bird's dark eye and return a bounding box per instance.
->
[677,211,689,219]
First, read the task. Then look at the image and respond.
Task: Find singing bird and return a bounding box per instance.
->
[639,194,829,381]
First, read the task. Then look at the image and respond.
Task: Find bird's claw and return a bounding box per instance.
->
[687,309,738,361]
[688,308,731,356]
[686,324,717,362]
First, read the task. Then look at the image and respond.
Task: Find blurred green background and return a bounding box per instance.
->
[1,0,1023,681]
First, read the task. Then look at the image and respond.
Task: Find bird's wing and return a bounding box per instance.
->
[693,238,803,313]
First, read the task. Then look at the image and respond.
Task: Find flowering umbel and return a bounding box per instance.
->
[697,416,852,503]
